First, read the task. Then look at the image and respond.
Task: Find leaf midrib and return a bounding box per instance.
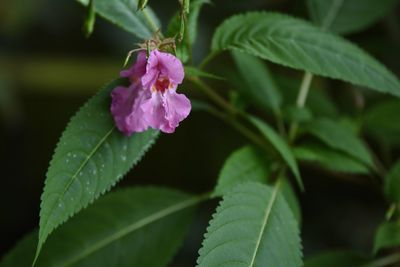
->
[57,195,201,267]
[248,180,281,266]
[40,127,115,240]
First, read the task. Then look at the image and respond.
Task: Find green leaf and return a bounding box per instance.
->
[197,182,303,267]
[77,0,160,39]
[384,161,400,204]
[304,250,369,267]
[248,116,304,190]
[303,118,374,168]
[294,143,369,174]
[185,0,209,45]
[83,0,96,38]
[0,232,37,267]
[213,146,270,197]
[282,105,313,124]
[35,79,159,262]
[294,144,369,174]
[213,146,302,223]
[185,66,225,80]
[373,221,400,254]
[307,0,397,34]
[363,100,400,147]
[212,12,400,97]
[1,187,198,267]
[231,51,282,114]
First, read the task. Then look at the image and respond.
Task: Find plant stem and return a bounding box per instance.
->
[189,77,238,115]
[362,253,400,267]
[189,82,273,153]
[288,72,314,142]
[199,51,220,70]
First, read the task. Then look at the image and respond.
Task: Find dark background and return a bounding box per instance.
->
[1,0,399,265]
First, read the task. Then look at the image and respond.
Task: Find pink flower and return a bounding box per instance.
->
[110,50,191,136]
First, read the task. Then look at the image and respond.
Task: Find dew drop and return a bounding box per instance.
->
[121,155,127,162]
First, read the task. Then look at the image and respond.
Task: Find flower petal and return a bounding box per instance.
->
[141,50,184,89]
[110,84,150,136]
[163,90,191,132]
[141,90,191,133]
[120,51,147,83]
[141,92,166,130]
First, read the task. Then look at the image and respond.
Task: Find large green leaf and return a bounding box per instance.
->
[213,146,270,197]
[307,0,397,34]
[35,79,159,262]
[363,100,400,147]
[197,182,302,267]
[1,187,198,267]
[231,51,282,114]
[294,143,369,174]
[248,116,304,190]
[304,250,369,267]
[213,146,301,222]
[77,0,160,39]
[212,12,400,97]
[384,161,400,204]
[303,118,374,168]
[373,221,400,254]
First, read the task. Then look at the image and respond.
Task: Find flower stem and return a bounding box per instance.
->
[288,72,314,142]
[198,102,273,153]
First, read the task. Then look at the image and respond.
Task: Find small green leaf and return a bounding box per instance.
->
[248,116,304,190]
[363,100,400,147]
[303,118,374,168]
[212,12,400,97]
[282,106,313,124]
[185,66,225,80]
[213,146,270,197]
[384,161,400,204]
[77,0,160,39]
[307,0,397,34]
[231,51,282,114]
[197,182,303,267]
[35,79,159,262]
[304,250,369,267]
[83,0,96,38]
[294,143,369,174]
[373,221,400,254]
[213,145,302,223]
[2,187,199,267]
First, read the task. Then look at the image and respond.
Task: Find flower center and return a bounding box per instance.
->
[153,78,171,93]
